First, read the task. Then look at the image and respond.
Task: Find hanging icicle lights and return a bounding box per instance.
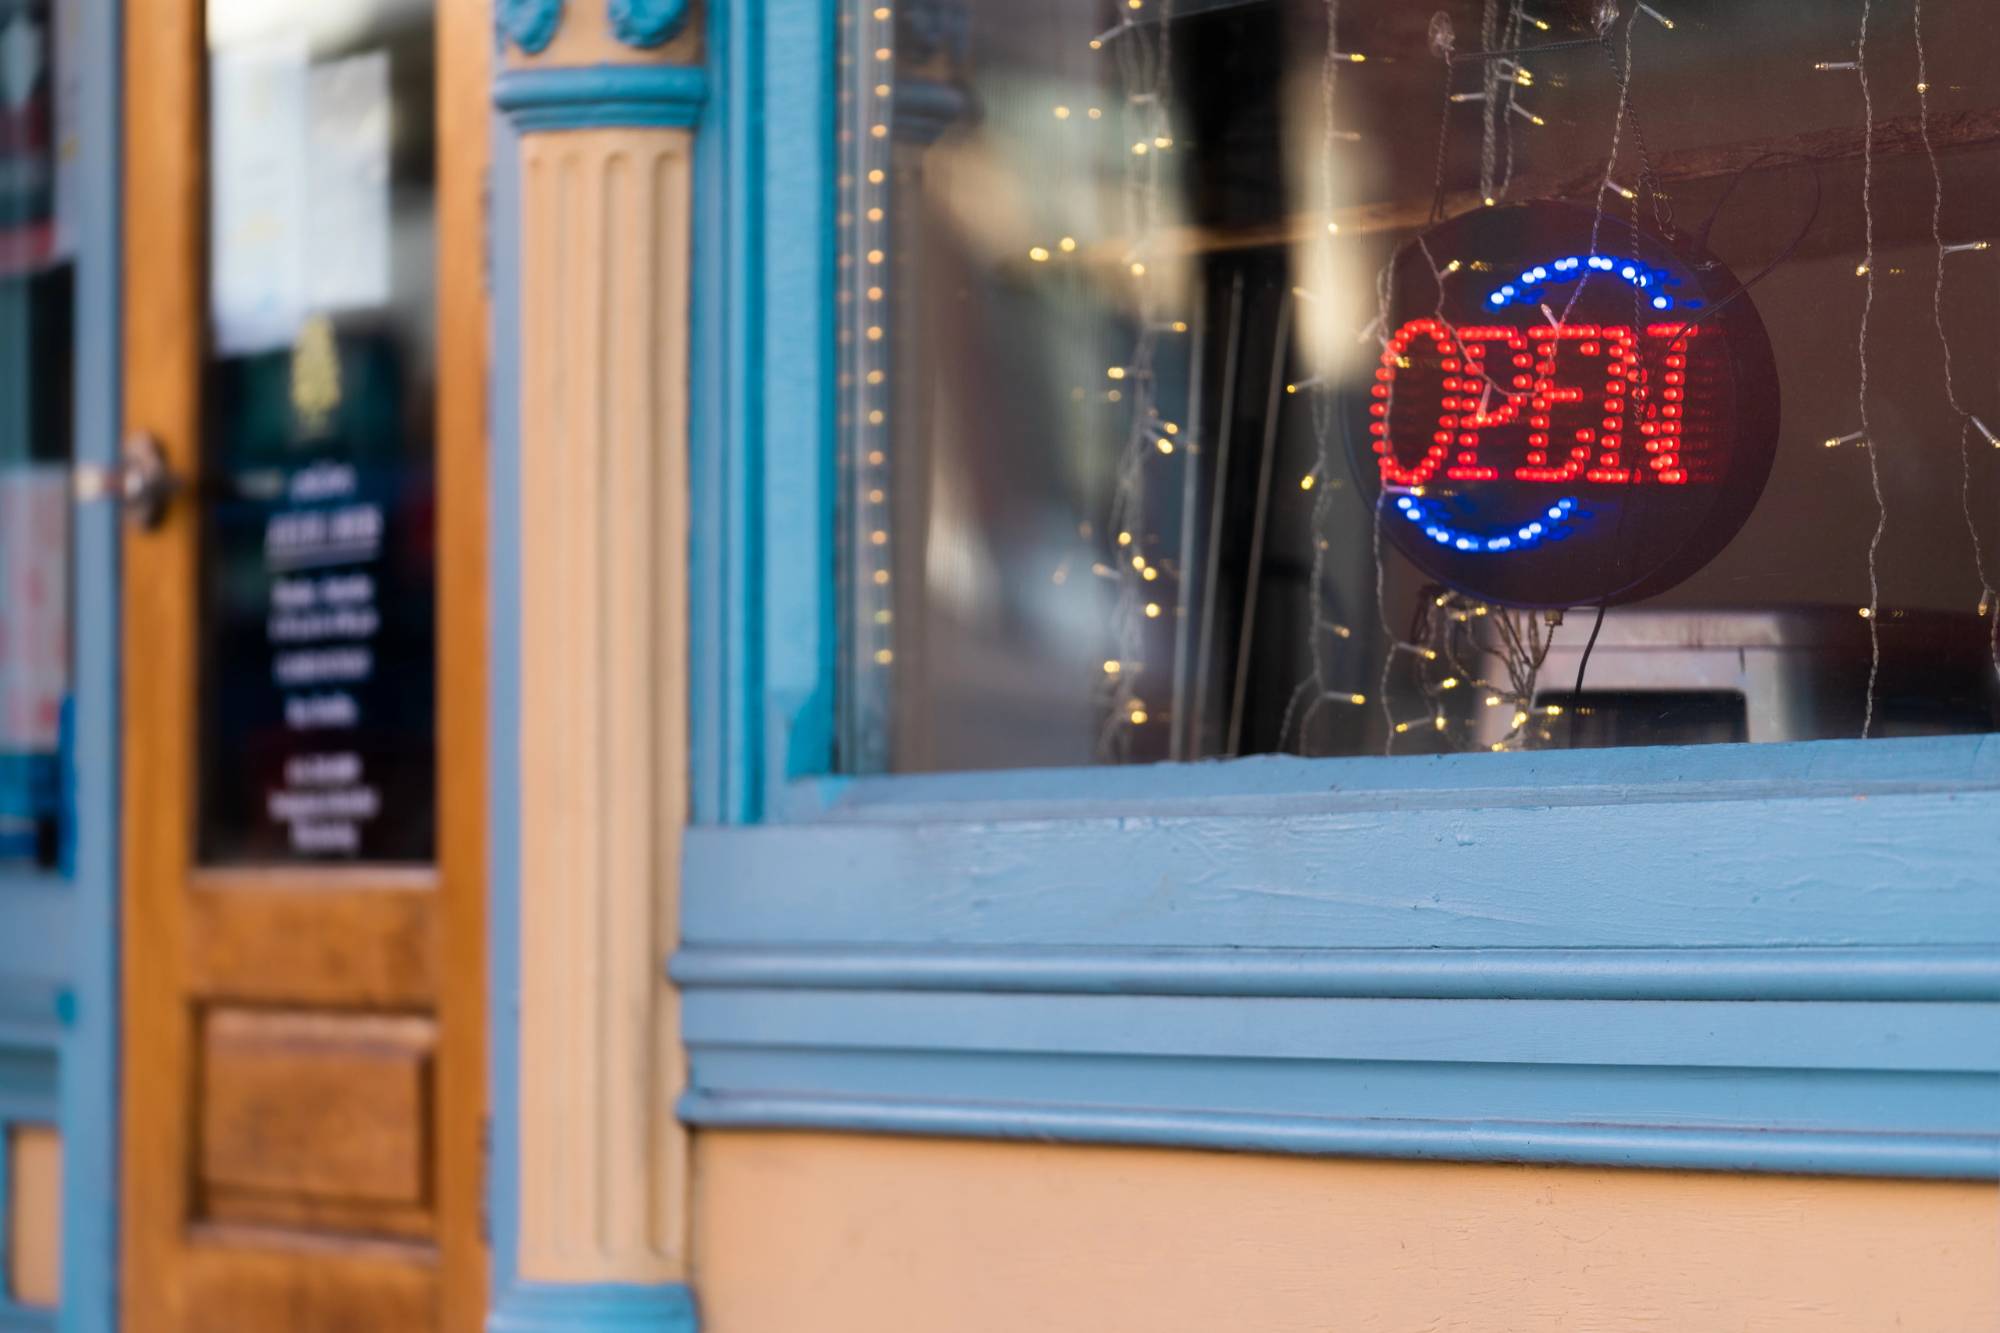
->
[1093,0,1188,755]
[1912,0,2000,683]
[1276,0,1380,754]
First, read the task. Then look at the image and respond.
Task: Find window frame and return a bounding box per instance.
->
[677,0,2000,1179]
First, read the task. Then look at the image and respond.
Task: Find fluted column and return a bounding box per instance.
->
[490,0,703,1326]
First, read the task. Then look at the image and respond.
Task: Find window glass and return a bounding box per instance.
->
[0,0,74,867]
[837,0,2000,773]
[198,0,436,860]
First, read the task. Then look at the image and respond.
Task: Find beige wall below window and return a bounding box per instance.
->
[8,1125,60,1310]
[694,1132,2000,1332]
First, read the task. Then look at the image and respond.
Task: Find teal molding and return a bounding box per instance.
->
[681,1093,2000,1180]
[672,943,2000,1002]
[687,0,763,822]
[497,0,564,55]
[494,64,709,130]
[679,983,2000,1178]
[609,0,692,49]
[757,0,839,808]
[489,1283,698,1333]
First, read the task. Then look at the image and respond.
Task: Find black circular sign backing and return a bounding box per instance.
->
[1350,202,1779,609]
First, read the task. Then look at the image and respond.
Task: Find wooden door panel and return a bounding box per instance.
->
[198,1010,435,1208]
[182,1238,435,1333]
[184,871,440,1008]
[121,0,485,1324]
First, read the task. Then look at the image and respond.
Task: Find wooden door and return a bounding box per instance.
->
[121,0,487,1326]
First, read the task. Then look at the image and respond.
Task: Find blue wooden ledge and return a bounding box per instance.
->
[678,739,2000,1180]
[489,1282,697,1333]
[493,64,709,132]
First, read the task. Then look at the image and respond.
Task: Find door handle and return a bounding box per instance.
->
[73,433,183,530]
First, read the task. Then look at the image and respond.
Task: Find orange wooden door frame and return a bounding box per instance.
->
[120,0,487,1326]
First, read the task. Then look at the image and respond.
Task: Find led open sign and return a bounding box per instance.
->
[1352,202,1779,608]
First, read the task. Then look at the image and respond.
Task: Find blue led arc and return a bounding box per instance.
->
[1395,494,1581,554]
[1485,254,1696,314]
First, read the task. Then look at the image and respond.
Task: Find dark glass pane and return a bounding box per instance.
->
[198,0,435,861]
[838,0,2000,772]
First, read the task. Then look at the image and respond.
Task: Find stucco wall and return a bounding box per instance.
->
[694,1132,2000,1331]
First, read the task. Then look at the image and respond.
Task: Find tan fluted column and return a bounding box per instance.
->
[495,0,701,1308]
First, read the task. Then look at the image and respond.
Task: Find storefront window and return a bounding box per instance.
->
[0,0,74,867]
[836,0,2000,773]
[198,0,436,860]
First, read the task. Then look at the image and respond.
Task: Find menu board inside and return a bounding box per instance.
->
[198,321,434,862]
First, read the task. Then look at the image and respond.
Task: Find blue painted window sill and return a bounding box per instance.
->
[677,735,2000,1178]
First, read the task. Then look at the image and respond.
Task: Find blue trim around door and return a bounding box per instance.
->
[53,0,122,1320]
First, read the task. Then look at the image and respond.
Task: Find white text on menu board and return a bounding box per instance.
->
[262,460,382,854]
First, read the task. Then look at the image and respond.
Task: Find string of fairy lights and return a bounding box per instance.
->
[1851,0,1886,738]
[1817,0,2000,724]
[836,2,902,772]
[1912,0,2000,687]
[1093,0,1181,759]
[840,0,2000,765]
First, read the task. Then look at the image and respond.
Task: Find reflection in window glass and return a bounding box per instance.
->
[838,0,2000,773]
[0,0,73,867]
[199,0,436,860]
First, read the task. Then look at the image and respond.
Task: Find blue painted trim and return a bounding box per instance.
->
[758,0,838,806]
[490,1283,697,1332]
[0,881,74,994]
[495,0,563,56]
[607,0,691,50]
[681,1093,2000,1180]
[689,992,2000,1075]
[672,944,2000,1001]
[492,65,708,132]
[487,104,527,1308]
[59,0,123,1316]
[686,788,2000,951]
[689,0,761,824]
[779,731,2000,822]
[680,986,2000,1171]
